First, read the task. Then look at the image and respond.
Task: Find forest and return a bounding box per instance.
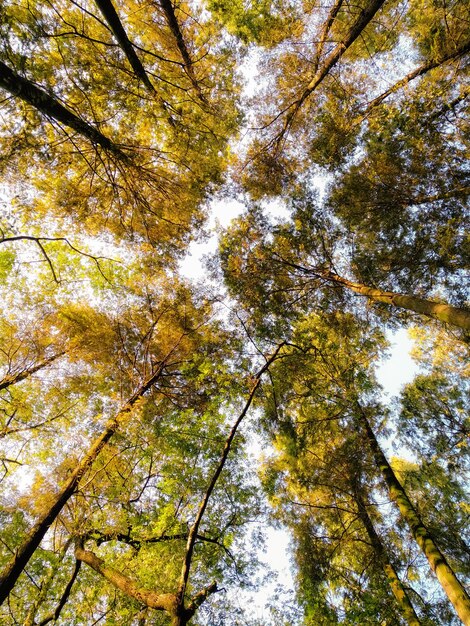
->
[0,0,468,624]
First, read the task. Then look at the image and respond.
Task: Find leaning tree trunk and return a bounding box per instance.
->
[0,61,127,158]
[280,0,386,137]
[354,487,422,626]
[94,0,155,92]
[0,351,65,391]
[358,405,470,625]
[0,362,167,604]
[320,270,470,331]
[158,0,207,103]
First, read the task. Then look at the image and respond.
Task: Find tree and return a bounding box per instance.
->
[257,312,469,623]
[218,199,470,334]
[0,0,240,249]
[256,312,425,623]
[1,0,469,623]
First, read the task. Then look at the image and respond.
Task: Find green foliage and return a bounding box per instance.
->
[207,0,300,45]
[0,0,469,623]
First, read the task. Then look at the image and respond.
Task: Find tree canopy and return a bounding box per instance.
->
[0,0,468,624]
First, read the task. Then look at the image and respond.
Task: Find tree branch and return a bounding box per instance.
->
[75,544,178,612]
[0,60,128,159]
[275,0,386,145]
[0,351,66,391]
[177,342,286,603]
[37,560,82,626]
[158,0,208,104]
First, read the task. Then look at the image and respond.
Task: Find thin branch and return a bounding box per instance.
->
[362,37,470,115]
[274,0,386,145]
[177,342,286,603]
[0,351,66,391]
[37,560,82,626]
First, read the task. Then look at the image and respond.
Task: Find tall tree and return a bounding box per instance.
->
[0,0,469,622]
[358,403,470,624]
[218,201,470,334]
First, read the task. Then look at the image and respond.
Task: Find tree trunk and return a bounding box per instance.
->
[75,546,178,612]
[176,345,284,606]
[0,61,126,158]
[354,488,422,625]
[158,0,207,103]
[0,351,66,391]
[75,545,216,625]
[320,270,470,330]
[94,0,155,92]
[0,363,166,604]
[281,0,386,136]
[358,405,470,625]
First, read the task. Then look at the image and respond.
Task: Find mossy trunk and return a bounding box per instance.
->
[359,408,470,624]
[355,489,422,625]
[322,271,470,331]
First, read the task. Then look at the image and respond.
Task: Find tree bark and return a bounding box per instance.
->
[0,61,127,158]
[0,361,168,604]
[280,0,386,137]
[75,544,217,625]
[358,405,470,625]
[158,0,207,103]
[94,0,155,92]
[0,351,66,391]
[319,270,470,330]
[354,488,422,626]
[75,546,178,612]
[311,0,344,74]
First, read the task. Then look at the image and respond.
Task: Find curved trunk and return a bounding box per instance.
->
[358,406,470,624]
[75,547,178,612]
